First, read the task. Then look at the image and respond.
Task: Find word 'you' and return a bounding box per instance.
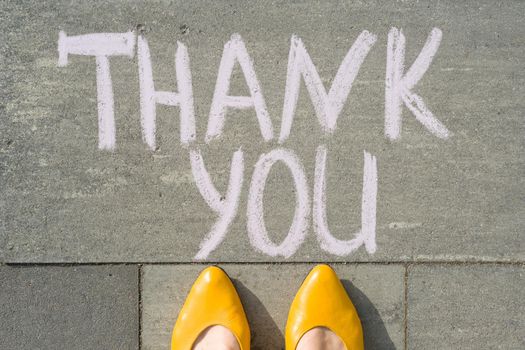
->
[57,28,450,259]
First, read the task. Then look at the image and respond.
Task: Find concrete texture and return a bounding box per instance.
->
[0,1,523,349]
[407,264,525,350]
[1,0,524,262]
[141,264,404,350]
[0,265,139,350]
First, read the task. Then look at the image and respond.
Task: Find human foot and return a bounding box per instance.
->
[296,327,346,350]
[192,325,240,350]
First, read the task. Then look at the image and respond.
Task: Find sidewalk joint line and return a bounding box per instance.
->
[404,263,410,350]
[138,264,143,350]
[3,260,524,266]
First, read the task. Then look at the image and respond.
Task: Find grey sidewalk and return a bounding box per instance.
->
[1,0,523,264]
[1,263,523,349]
[1,0,524,349]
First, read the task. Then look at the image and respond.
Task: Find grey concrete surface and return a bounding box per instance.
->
[1,1,523,349]
[0,265,139,349]
[1,0,523,262]
[407,264,525,350]
[141,264,404,350]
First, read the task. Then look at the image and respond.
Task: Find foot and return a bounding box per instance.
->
[296,327,346,350]
[192,325,241,350]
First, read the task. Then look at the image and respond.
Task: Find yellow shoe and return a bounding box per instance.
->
[285,264,364,350]
[171,266,250,350]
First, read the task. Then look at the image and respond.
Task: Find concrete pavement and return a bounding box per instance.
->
[1,0,523,349]
[1,263,523,349]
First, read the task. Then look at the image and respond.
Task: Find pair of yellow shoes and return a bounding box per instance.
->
[171,264,363,350]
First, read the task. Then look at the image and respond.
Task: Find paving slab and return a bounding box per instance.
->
[0,265,139,350]
[142,264,404,350]
[407,264,525,350]
[1,0,524,262]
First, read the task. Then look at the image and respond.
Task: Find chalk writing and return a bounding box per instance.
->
[190,148,244,260]
[247,148,310,258]
[279,31,376,142]
[137,36,196,150]
[57,28,449,259]
[385,28,450,140]
[314,146,378,256]
[206,34,274,143]
[58,31,135,150]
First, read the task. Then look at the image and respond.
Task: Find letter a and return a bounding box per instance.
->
[206,34,274,143]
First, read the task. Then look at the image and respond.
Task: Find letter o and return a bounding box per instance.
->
[247,148,310,258]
